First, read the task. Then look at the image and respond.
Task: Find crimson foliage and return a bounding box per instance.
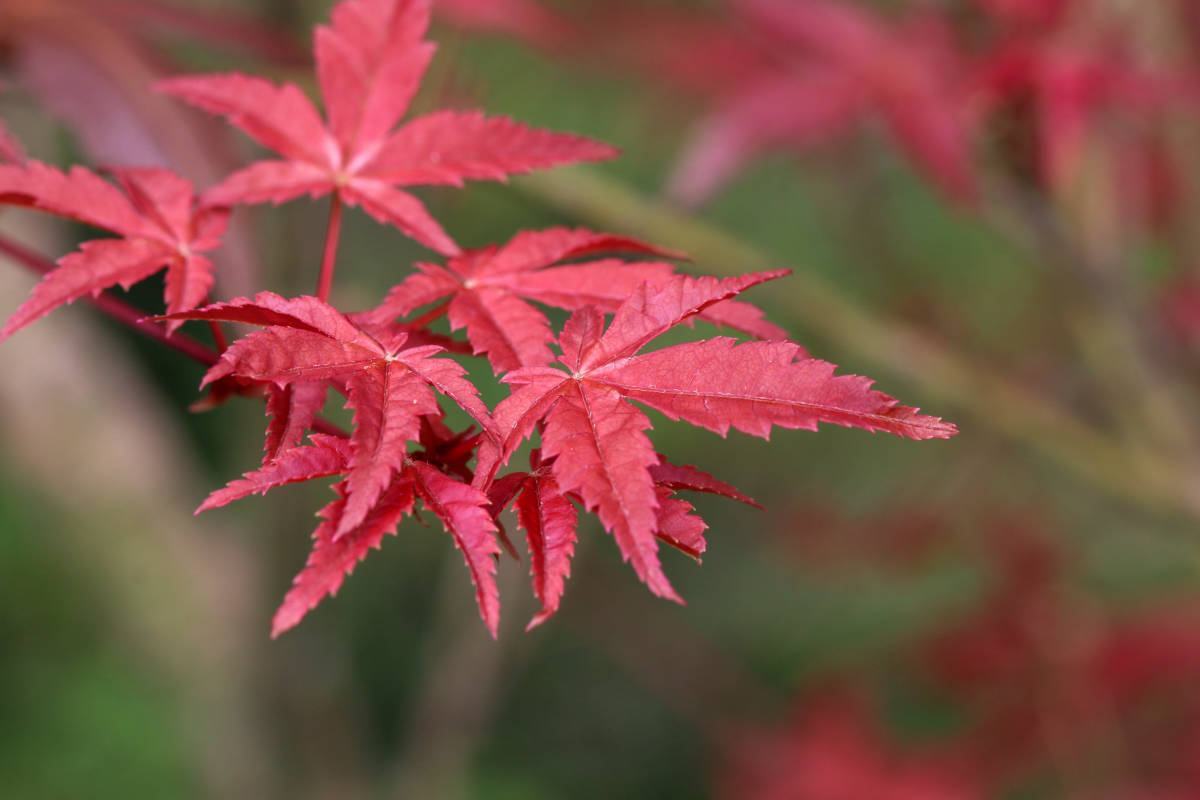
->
[0,0,954,636]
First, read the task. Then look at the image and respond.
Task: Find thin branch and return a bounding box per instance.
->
[0,233,219,366]
[313,416,349,438]
[316,194,344,303]
[0,233,351,440]
[408,300,451,330]
[988,177,1200,462]
[208,320,229,354]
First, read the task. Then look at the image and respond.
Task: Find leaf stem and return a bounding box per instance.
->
[208,321,229,354]
[0,234,352,441]
[316,194,344,303]
[409,300,451,330]
[0,233,219,367]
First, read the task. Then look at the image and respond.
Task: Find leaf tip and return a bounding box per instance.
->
[525,610,554,633]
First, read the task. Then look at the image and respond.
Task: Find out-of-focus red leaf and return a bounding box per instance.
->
[717,695,981,800]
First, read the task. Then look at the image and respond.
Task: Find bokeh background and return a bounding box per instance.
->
[4,0,1200,798]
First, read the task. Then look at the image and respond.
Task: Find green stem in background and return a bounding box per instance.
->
[988,172,1200,458]
[515,168,1197,520]
[316,193,345,303]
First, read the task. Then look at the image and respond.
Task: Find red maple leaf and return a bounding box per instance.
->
[364,226,788,375]
[648,456,762,511]
[714,0,976,204]
[193,421,501,637]
[486,447,757,628]
[583,0,977,205]
[485,448,579,629]
[158,0,616,256]
[478,272,957,602]
[167,291,473,460]
[261,381,331,464]
[196,433,354,515]
[0,161,227,339]
[168,292,498,537]
[276,461,498,636]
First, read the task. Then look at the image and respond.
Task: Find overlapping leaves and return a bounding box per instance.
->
[0,161,227,339]
[364,226,787,374]
[177,268,953,635]
[0,0,959,640]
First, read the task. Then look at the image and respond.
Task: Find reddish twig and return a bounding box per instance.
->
[0,233,351,439]
[0,233,219,366]
[208,320,229,354]
[316,195,344,303]
[408,300,451,330]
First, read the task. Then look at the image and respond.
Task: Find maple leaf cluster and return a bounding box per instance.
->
[0,0,955,637]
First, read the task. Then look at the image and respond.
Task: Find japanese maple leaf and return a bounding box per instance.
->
[365,226,788,375]
[668,63,867,206]
[584,0,976,205]
[721,0,978,203]
[158,0,616,256]
[0,161,227,339]
[194,428,501,636]
[168,292,498,537]
[648,455,763,564]
[479,272,956,601]
[488,448,759,628]
[167,290,475,461]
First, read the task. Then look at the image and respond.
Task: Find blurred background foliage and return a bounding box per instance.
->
[4,0,1200,798]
